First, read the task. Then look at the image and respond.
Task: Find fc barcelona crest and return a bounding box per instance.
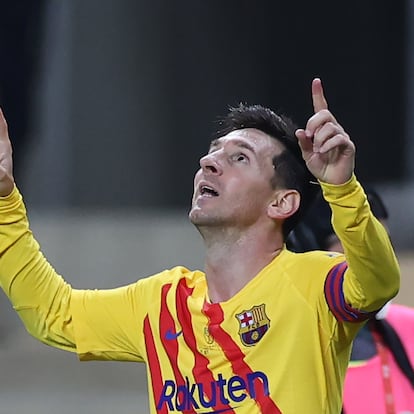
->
[236,304,270,346]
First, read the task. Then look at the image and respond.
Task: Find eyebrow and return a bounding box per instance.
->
[209,138,256,154]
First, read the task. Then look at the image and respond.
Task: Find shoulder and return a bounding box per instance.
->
[134,267,206,309]
[276,248,346,294]
[137,266,205,289]
[281,248,345,273]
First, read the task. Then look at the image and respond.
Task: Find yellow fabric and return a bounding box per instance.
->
[321,175,400,312]
[0,176,400,413]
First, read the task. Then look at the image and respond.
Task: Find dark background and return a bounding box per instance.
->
[1,1,409,208]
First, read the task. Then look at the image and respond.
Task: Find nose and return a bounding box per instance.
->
[199,153,223,175]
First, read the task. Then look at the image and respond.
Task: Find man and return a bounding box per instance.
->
[0,79,400,413]
[287,189,414,413]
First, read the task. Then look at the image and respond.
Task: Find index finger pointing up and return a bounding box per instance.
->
[312,78,328,113]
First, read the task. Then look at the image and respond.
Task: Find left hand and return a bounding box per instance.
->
[295,78,355,185]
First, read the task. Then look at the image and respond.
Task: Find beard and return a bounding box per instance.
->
[189,202,260,234]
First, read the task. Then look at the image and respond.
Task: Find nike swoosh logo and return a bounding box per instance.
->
[165,329,183,340]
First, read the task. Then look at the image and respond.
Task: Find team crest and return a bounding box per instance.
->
[236,304,270,346]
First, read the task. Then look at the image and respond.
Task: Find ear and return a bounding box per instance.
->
[267,190,300,220]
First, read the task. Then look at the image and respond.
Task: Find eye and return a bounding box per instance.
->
[232,153,249,163]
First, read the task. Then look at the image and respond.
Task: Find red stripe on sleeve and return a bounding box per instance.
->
[203,302,282,414]
[144,315,168,414]
[324,261,376,322]
[176,279,235,413]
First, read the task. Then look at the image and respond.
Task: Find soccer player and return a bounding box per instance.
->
[0,79,400,413]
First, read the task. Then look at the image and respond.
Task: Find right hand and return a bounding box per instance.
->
[0,108,15,197]
[295,78,355,185]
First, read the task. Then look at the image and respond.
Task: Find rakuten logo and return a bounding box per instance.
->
[156,371,269,412]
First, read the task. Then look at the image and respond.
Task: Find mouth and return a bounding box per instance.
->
[199,184,219,197]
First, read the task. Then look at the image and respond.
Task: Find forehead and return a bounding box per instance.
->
[211,128,285,154]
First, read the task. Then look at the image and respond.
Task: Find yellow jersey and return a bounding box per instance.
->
[0,176,400,413]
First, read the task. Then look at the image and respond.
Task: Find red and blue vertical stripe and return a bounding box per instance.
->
[144,278,282,413]
[324,261,376,322]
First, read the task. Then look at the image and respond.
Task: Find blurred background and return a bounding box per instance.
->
[0,1,413,413]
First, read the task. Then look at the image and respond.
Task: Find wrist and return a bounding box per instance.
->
[0,178,15,198]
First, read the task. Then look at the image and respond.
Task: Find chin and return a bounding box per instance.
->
[188,207,201,224]
[189,209,206,225]
[189,208,220,227]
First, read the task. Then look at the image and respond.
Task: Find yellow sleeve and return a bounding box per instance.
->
[320,175,400,312]
[0,187,76,350]
[70,284,145,362]
[0,187,144,360]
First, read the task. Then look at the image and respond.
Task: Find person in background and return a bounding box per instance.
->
[288,187,414,414]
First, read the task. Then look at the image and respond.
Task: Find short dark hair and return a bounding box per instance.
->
[215,103,317,238]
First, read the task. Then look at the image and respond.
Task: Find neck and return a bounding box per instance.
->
[200,225,284,303]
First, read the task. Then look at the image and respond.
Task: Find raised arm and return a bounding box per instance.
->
[0,108,142,359]
[0,106,78,350]
[296,79,400,313]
